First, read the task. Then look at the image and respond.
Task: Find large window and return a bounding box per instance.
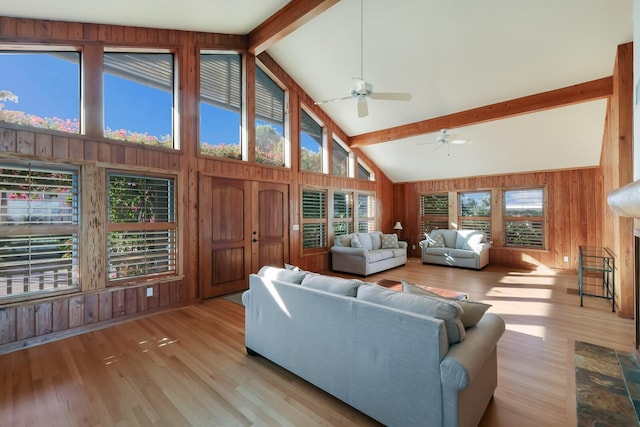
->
[419,194,449,237]
[301,189,326,250]
[332,138,351,177]
[300,109,324,173]
[108,173,177,282]
[0,163,79,301]
[199,52,242,159]
[333,191,353,237]
[255,66,286,167]
[103,51,175,148]
[459,191,491,240]
[0,50,80,134]
[503,188,545,248]
[357,193,376,232]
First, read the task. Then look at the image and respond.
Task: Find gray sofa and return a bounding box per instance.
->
[420,229,491,270]
[331,231,407,276]
[243,266,505,427]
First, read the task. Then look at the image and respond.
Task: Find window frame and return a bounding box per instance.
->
[107,170,178,284]
[198,50,243,160]
[0,47,82,135]
[0,161,80,303]
[357,159,375,181]
[356,192,376,233]
[299,106,326,174]
[332,136,352,178]
[102,48,178,149]
[301,187,327,253]
[332,190,354,238]
[502,187,546,249]
[419,193,450,239]
[255,63,289,168]
[458,190,492,241]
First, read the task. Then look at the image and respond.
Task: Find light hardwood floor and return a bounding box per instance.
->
[0,259,635,426]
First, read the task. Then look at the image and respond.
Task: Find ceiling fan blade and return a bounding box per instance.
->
[369,92,412,101]
[315,95,354,105]
[357,97,368,118]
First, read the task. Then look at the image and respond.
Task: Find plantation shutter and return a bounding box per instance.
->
[302,189,326,249]
[419,193,449,237]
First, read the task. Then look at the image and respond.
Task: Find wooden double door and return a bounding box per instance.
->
[198,175,289,299]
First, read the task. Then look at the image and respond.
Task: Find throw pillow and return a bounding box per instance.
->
[284,263,299,271]
[428,233,446,248]
[257,266,309,284]
[462,233,484,250]
[357,283,465,344]
[381,233,399,249]
[402,280,491,328]
[351,233,363,248]
[301,273,361,297]
[334,234,352,247]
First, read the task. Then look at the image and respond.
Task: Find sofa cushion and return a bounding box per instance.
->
[257,266,309,284]
[301,273,361,297]
[369,249,395,261]
[357,283,465,344]
[402,280,491,329]
[351,233,363,248]
[381,233,399,249]
[356,233,373,250]
[425,247,449,256]
[455,230,485,250]
[449,248,475,259]
[431,229,457,248]
[391,248,406,257]
[370,231,383,250]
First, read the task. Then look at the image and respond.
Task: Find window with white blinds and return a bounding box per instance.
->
[459,191,491,241]
[333,191,353,238]
[103,51,175,148]
[332,138,350,177]
[255,65,286,167]
[419,193,449,238]
[357,160,374,181]
[503,188,545,248]
[300,109,323,173]
[357,193,376,233]
[0,163,80,300]
[199,52,242,159]
[301,189,327,250]
[108,173,177,282]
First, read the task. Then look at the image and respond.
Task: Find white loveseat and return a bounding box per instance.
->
[420,229,491,270]
[242,266,505,427]
[330,231,407,276]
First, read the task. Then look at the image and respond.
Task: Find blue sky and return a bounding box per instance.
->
[0,52,324,151]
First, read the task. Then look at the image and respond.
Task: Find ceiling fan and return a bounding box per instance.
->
[314,0,412,118]
[420,129,473,155]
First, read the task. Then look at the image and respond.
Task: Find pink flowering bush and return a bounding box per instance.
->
[0,103,172,147]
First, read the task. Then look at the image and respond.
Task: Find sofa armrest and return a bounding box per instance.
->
[471,242,491,255]
[440,313,505,390]
[398,241,408,250]
[331,246,368,257]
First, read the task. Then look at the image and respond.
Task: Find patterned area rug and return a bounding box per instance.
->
[575,341,640,426]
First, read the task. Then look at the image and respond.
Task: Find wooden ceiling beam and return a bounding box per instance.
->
[349,76,613,148]
[248,0,340,55]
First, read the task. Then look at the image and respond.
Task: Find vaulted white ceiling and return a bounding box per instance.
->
[0,0,633,182]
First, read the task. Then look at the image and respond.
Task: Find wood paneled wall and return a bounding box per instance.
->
[0,15,395,352]
[601,42,634,318]
[394,167,604,269]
